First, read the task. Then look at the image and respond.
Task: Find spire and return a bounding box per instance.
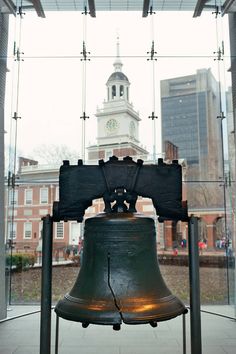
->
[113,36,123,72]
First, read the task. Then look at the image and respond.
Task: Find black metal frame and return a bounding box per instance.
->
[40,215,53,354]
[188,216,202,354]
[39,214,202,354]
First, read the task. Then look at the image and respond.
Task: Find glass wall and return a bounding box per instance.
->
[4,5,235,324]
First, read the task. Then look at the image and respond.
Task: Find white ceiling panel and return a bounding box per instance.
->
[1,0,235,16]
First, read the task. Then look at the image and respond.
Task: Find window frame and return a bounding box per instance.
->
[9,189,18,206]
[24,222,32,239]
[8,222,17,239]
[55,222,64,239]
[40,187,48,204]
[24,189,33,205]
[55,186,59,201]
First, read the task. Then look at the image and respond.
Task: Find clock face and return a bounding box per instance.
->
[129,121,136,137]
[106,118,119,133]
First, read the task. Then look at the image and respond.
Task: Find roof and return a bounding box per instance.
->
[1,1,234,18]
[107,71,129,84]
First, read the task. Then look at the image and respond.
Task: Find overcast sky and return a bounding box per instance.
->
[5,10,231,163]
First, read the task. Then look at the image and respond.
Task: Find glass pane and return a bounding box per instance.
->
[3,9,235,330]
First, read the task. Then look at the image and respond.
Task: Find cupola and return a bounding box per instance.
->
[106,37,130,102]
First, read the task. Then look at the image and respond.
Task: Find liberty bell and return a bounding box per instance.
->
[54,157,188,330]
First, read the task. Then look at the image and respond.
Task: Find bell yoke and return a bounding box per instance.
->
[54,156,188,330]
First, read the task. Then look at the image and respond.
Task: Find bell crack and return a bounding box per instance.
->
[107,252,124,325]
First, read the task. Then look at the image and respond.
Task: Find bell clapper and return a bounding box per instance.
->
[82,322,89,328]
[149,321,158,328]
[113,324,121,331]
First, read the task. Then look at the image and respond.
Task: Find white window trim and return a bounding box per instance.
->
[55,222,64,239]
[55,186,59,201]
[40,187,48,204]
[8,222,17,239]
[69,221,81,245]
[24,222,32,239]
[9,189,18,205]
[25,189,33,205]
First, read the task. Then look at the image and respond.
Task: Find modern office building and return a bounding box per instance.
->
[161,69,228,246]
[161,68,222,181]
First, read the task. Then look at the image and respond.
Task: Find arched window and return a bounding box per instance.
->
[112,85,116,99]
[120,85,124,97]
[126,87,129,101]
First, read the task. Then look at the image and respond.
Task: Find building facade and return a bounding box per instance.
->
[6,62,228,258]
[6,160,159,257]
[161,68,222,182]
[161,69,226,248]
[5,42,160,257]
[87,38,148,162]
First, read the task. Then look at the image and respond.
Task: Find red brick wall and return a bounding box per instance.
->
[113,147,137,157]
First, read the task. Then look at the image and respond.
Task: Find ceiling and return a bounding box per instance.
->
[0,0,236,18]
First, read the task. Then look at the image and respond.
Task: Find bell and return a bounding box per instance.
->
[55,212,186,328]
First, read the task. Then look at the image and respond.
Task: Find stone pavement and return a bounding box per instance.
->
[0,305,235,354]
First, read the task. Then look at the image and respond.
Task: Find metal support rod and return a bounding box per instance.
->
[188,216,202,354]
[40,215,53,354]
[182,313,186,354]
[55,315,59,354]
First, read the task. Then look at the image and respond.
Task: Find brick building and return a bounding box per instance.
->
[6,158,161,257]
[5,48,226,257]
[5,46,161,257]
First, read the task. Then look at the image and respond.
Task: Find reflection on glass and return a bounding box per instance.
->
[3,11,235,321]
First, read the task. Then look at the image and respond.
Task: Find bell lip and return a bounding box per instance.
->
[54,304,122,326]
[55,294,187,326]
[55,296,122,325]
[54,305,187,326]
[121,306,187,324]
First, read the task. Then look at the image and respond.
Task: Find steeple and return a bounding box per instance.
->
[106,37,130,102]
[113,36,123,72]
[87,36,149,163]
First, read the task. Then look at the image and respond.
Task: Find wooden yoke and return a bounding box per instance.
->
[53,156,188,222]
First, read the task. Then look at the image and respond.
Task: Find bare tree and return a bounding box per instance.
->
[187,182,224,209]
[32,144,79,165]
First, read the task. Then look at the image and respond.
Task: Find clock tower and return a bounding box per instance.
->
[87,38,148,162]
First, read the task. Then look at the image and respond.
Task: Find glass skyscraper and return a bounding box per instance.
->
[161,68,222,182]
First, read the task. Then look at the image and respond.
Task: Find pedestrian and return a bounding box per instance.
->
[172,240,178,256]
[198,240,205,255]
[65,247,70,260]
[181,238,186,248]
